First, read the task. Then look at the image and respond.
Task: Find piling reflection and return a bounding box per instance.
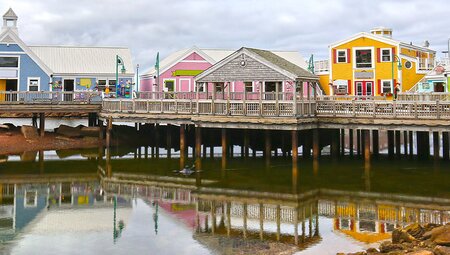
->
[0,148,450,254]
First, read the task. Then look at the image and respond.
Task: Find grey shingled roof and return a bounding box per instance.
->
[245,47,318,80]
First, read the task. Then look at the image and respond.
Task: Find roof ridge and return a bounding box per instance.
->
[29,45,128,49]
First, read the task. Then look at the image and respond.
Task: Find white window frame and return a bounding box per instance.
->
[244,81,254,93]
[27,77,40,91]
[380,48,392,62]
[336,49,347,63]
[24,190,37,208]
[381,79,393,94]
[353,47,374,69]
[178,78,191,92]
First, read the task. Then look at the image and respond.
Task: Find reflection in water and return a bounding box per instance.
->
[0,148,449,254]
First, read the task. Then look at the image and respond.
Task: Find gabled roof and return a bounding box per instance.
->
[329,32,435,54]
[29,45,134,76]
[3,8,17,19]
[246,48,316,79]
[195,47,318,81]
[0,30,52,76]
[142,46,309,78]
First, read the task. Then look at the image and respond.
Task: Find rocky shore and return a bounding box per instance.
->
[0,123,101,155]
[338,223,450,255]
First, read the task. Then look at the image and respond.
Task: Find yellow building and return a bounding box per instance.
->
[315,27,436,96]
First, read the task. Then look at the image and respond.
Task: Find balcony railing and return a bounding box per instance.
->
[0,91,102,104]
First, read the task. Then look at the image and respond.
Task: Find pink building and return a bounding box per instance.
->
[139,46,312,95]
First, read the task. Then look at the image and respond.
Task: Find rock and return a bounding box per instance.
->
[434,245,450,255]
[393,228,416,244]
[366,248,379,253]
[20,125,38,139]
[430,225,450,246]
[405,250,433,255]
[55,125,82,138]
[405,223,425,239]
[380,241,405,253]
[20,151,37,161]
[0,124,9,130]
[347,252,366,255]
[80,126,100,137]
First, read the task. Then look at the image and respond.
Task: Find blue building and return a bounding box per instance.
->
[0,8,134,98]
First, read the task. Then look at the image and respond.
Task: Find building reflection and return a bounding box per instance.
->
[99,166,450,251]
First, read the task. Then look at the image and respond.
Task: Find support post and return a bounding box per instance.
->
[372,130,379,157]
[292,130,298,163]
[155,124,160,158]
[106,116,112,148]
[356,129,361,157]
[395,130,401,158]
[265,130,271,158]
[403,131,408,156]
[349,129,354,157]
[331,129,339,158]
[312,129,320,160]
[409,131,414,157]
[388,130,395,158]
[443,132,449,161]
[166,127,172,158]
[221,129,227,158]
[434,131,440,160]
[195,126,202,169]
[244,130,249,158]
[364,130,371,162]
[340,129,345,156]
[39,113,45,137]
[180,125,186,169]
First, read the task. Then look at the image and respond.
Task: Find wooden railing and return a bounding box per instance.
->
[0,91,102,104]
[102,99,317,117]
[103,98,450,120]
[398,92,450,101]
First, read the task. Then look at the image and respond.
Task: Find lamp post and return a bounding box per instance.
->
[136,64,140,92]
[115,55,126,98]
[391,54,402,93]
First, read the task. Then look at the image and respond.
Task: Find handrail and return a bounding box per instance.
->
[102,98,450,120]
[0,91,102,104]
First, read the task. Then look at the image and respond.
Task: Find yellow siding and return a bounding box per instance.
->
[401,47,416,58]
[331,37,398,95]
[318,74,331,95]
[0,80,5,101]
[402,59,425,91]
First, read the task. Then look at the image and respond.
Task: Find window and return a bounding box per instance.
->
[244,82,253,92]
[381,48,392,62]
[382,80,392,94]
[337,50,347,63]
[404,61,412,69]
[28,78,40,91]
[355,49,373,68]
[214,82,224,92]
[108,80,116,92]
[24,190,37,207]
[0,57,18,68]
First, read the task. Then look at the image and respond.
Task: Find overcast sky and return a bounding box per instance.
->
[1,0,449,73]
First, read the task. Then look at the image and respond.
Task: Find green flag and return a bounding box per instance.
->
[155,52,159,70]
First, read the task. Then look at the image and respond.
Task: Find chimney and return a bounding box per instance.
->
[370,27,393,39]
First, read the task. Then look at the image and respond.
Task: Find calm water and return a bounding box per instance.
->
[0,147,449,255]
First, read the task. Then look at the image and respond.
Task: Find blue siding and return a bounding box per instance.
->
[15,195,47,230]
[0,43,24,52]
[19,54,50,91]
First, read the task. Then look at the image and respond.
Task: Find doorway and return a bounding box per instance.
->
[355,81,373,97]
[63,79,74,101]
[264,81,282,100]
[434,82,445,92]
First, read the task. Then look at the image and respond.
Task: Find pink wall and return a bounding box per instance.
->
[139,52,212,92]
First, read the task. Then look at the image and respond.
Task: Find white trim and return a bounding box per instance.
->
[178,78,191,92]
[330,32,398,49]
[336,49,347,63]
[180,60,209,63]
[353,47,375,69]
[27,77,40,91]
[0,51,26,55]
[380,48,392,62]
[163,78,176,92]
[0,30,53,76]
